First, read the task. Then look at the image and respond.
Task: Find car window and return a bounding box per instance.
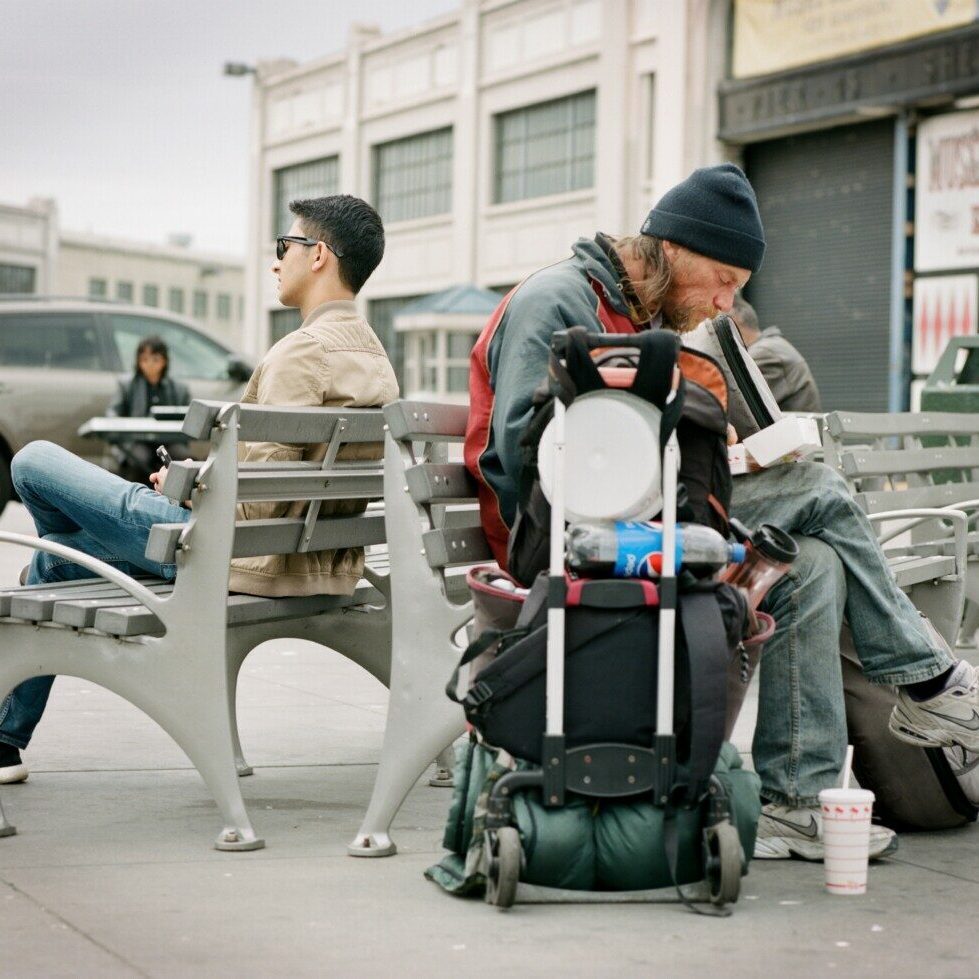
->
[105,314,232,380]
[0,312,104,370]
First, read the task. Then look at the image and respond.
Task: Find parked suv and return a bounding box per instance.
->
[0,297,253,514]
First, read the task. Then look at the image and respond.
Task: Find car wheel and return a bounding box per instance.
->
[0,454,12,518]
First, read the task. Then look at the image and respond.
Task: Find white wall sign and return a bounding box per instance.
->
[915,110,979,273]
[911,273,978,375]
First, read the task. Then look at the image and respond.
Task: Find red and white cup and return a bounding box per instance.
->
[818,788,875,895]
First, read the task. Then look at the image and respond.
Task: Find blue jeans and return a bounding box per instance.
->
[0,441,189,750]
[732,460,955,806]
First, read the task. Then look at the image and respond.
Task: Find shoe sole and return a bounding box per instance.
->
[889,702,979,752]
[753,832,898,862]
[0,764,28,785]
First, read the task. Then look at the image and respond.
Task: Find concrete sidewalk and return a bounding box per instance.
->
[1,502,977,978]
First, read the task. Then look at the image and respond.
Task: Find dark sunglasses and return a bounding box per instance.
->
[275,235,344,261]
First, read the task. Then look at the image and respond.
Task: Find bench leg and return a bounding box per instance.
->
[429,746,455,787]
[225,636,254,777]
[348,696,462,857]
[0,792,16,838]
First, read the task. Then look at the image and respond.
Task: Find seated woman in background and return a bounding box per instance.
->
[107,335,191,484]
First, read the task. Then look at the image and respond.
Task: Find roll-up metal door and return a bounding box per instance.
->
[744,120,894,412]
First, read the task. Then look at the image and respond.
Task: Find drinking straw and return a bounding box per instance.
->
[841,744,854,790]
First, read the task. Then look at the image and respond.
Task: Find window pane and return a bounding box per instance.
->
[447,332,476,358]
[105,314,231,381]
[447,365,470,392]
[374,128,453,223]
[116,281,134,302]
[493,90,595,204]
[0,264,36,293]
[367,294,425,387]
[0,313,102,369]
[143,284,159,307]
[89,278,107,298]
[193,290,208,318]
[272,156,339,237]
[217,294,231,319]
[168,287,185,314]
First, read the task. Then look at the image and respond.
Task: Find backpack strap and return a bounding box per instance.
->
[675,591,729,802]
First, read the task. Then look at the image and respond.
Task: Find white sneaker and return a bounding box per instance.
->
[0,745,28,785]
[890,661,979,752]
[753,803,898,861]
[944,745,979,807]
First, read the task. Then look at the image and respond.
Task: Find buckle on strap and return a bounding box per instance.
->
[464,681,494,709]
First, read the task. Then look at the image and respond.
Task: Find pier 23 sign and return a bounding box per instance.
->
[916,109,979,273]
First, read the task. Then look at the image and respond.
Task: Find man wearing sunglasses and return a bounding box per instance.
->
[0,195,398,784]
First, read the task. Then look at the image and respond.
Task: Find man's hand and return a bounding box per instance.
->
[149,466,167,494]
[727,423,738,446]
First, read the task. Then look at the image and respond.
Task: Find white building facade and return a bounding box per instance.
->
[243,0,726,391]
[57,232,245,346]
[0,198,59,296]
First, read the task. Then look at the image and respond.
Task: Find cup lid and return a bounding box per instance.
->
[754,524,799,563]
[818,788,875,804]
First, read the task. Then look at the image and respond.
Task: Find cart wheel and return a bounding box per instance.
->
[485,827,521,909]
[704,821,742,907]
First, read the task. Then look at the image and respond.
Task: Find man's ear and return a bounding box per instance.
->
[310,243,329,272]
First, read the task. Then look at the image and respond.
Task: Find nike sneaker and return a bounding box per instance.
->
[943,744,979,807]
[890,660,979,752]
[753,803,898,861]
[0,742,28,785]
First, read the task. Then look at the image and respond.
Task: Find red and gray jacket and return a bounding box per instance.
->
[465,234,646,568]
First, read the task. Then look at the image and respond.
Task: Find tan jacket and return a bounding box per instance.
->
[227,300,399,597]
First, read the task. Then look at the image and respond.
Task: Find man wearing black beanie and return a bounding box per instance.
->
[466,162,977,865]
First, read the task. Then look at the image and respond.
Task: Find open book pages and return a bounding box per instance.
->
[730,415,822,473]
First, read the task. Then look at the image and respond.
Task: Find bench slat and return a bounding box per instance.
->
[183,401,386,444]
[854,482,979,513]
[53,583,176,628]
[889,554,957,588]
[1,577,160,620]
[422,526,495,568]
[145,513,387,564]
[162,465,384,506]
[92,580,383,636]
[405,463,478,504]
[841,446,979,478]
[827,411,979,439]
[384,401,468,442]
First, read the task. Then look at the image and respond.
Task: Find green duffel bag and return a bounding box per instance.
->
[426,739,761,896]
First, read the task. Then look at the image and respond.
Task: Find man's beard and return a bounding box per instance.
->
[660,298,720,333]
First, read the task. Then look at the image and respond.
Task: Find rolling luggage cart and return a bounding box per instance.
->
[481,332,743,910]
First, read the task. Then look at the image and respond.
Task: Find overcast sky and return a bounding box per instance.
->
[0,0,457,257]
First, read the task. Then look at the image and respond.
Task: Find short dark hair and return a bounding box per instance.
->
[731,294,760,334]
[288,195,385,294]
[134,335,169,378]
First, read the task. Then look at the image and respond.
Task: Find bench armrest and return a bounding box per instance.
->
[0,532,169,621]
[869,507,969,581]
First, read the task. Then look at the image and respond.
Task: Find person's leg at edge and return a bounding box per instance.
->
[0,441,188,779]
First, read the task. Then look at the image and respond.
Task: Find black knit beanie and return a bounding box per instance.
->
[640,163,766,273]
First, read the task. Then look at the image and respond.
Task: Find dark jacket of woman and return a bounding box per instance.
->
[107,374,191,419]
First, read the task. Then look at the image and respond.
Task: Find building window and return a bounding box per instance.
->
[217,293,232,320]
[446,331,476,393]
[373,127,453,223]
[272,156,339,236]
[88,278,107,298]
[0,264,36,294]
[116,281,134,302]
[269,308,302,346]
[367,294,425,385]
[142,284,159,307]
[168,287,185,314]
[494,90,596,204]
[193,290,208,318]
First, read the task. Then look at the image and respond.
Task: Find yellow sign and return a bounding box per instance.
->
[733,0,977,79]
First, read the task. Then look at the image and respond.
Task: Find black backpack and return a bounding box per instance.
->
[507,326,733,586]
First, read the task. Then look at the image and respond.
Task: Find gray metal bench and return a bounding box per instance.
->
[348,399,490,857]
[0,399,394,850]
[822,410,975,647]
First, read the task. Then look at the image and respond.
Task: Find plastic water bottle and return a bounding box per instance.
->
[720,523,798,609]
[565,521,746,578]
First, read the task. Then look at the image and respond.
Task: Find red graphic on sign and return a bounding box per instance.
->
[913,276,978,374]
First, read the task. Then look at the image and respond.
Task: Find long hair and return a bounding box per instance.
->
[134,335,169,380]
[613,234,673,322]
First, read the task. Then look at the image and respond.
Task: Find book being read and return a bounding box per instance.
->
[683,315,820,473]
